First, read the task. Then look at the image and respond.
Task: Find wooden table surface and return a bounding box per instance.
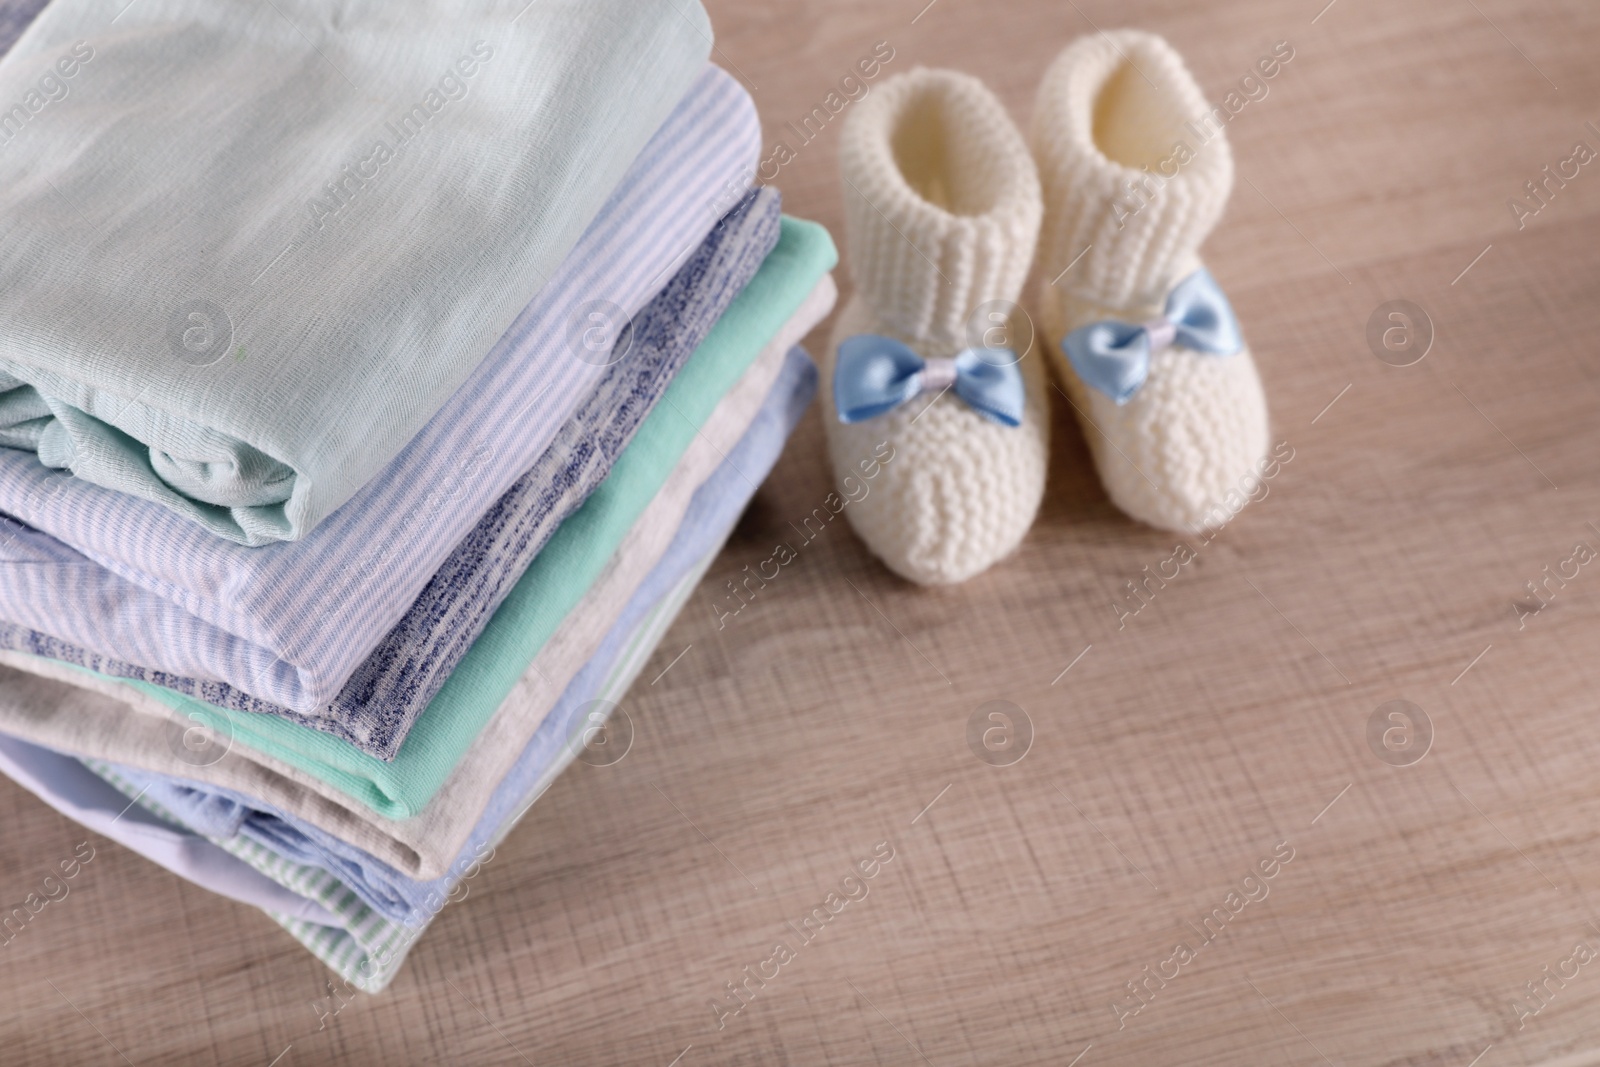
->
[5,0,1600,1063]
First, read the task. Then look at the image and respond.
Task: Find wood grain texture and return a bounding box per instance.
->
[3,0,1600,1063]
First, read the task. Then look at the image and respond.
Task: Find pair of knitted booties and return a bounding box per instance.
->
[823,30,1269,585]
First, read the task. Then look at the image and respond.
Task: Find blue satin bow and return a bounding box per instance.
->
[833,334,1025,427]
[1061,268,1243,404]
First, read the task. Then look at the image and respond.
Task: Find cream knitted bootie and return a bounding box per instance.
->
[1031,31,1269,533]
[824,67,1049,586]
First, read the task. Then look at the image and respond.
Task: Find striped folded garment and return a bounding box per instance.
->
[0,0,711,544]
[0,65,762,716]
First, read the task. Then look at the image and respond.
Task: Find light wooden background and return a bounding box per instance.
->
[4,0,1600,1063]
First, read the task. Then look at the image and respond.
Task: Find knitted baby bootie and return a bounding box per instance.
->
[1031,30,1269,533]
[823,67,1049,586]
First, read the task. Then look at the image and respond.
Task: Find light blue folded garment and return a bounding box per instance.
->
[0,0,712,543]
[0,734,336,924]
[89,346,819,927]
[0,65,762,714]
[0,186,782,760]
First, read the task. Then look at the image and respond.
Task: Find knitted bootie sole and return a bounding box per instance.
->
[824,67,1049,585]
[1032,30,1269,534]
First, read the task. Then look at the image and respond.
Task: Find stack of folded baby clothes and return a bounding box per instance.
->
[0,0,836,990]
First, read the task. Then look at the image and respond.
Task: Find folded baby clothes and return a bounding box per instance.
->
[0,332,820,994]
[0,65,761,714]
[0,220,838,841]
[0,272,837,884]
[0,285,839,903]
[0,184,782,760]
[77,343,819,944]
[0,0,712,543]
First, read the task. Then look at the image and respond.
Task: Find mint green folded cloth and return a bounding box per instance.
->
[102,218,837,816]
[0,0,710,543]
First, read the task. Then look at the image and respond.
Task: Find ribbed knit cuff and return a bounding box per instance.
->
[1031,31,1233,318]
[838,67,1041,351]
